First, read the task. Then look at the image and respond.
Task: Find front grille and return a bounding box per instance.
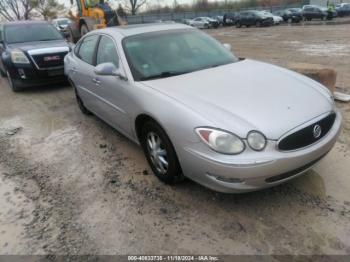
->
[278,112,336,151]
[31,52,68,69]
[265,151,329,183]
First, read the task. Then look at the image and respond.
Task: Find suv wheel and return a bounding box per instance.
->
[140,121,183,184]
[7,71,21,92]
[255,21,261,27]
[236,22,241,28]
[0,69,6,77]
[80,24,89,36]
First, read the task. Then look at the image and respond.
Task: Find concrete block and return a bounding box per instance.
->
[286,62,337,93]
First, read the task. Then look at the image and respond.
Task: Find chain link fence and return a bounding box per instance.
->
[123,4,303,24]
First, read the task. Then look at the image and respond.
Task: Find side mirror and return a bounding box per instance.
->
[94,62,127,80]
[223,43,232,51]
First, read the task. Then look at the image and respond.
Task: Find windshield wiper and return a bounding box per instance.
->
[38,39,60,42]
[140,71,189,81]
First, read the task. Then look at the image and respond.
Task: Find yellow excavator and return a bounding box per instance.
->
[67,0,122,43]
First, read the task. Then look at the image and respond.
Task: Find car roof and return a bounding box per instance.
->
[96,23,193,37]
[3,20,49,26]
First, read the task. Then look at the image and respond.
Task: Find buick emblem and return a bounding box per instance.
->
[313,125,322,138]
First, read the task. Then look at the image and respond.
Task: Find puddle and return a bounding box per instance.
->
[287,41,350,56]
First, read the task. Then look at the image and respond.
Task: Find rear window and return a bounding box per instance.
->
[5,23,63,44]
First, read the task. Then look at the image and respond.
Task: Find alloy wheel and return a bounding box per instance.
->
[146,132,168,175]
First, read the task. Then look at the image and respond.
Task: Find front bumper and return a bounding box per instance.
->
[7,64,66,88]
[179,111,342,193]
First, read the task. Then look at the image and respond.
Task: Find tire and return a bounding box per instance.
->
[80,24,89,36]
[0,69,6,77]
[255,21,261,27]
[67,28,77,43]
[6,71,21,92]
[74,87,91,115]
[140,121,183,184]
[236,22,241,28]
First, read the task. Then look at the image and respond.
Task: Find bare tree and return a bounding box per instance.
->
[122,0,147,15]
[32,0,65,20]
[0,0,36,21]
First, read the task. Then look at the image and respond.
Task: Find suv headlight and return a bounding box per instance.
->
[196,127,245,154]
[247,131,267,151]
[11,50,30,64]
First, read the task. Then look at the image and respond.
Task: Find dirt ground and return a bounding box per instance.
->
[0,23,350,256]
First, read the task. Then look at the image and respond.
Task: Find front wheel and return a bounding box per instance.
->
[141,121,183,184]
[255,21,261,27]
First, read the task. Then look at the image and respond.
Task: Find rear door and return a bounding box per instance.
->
[73,34,100,110]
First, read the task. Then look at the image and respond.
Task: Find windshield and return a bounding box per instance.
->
[57,19,70,26]
[123,29,238,81]
[5,24,63,44]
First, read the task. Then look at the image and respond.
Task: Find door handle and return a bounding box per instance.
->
[92,77,100,85]
[71,67,78,73]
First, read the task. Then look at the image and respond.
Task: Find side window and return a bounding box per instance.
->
[74,40,82,56]
[78,34,99,65]
[96,35,119,67]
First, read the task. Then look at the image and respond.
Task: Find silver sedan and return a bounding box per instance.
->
[64,23,341,193]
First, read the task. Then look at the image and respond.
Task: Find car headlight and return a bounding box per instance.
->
[196,128,245,154]
[247,131,267,151]
[11,50,30,64]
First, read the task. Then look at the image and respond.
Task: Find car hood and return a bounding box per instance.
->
[7,40,69,53]
[141,59,333,140]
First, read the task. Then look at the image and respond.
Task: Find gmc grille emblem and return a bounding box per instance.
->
[43,55,61,62]
[313,124,322,139]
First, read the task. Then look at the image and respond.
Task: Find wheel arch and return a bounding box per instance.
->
[135,114,161,143]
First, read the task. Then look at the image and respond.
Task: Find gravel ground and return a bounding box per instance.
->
[0,22,349,256]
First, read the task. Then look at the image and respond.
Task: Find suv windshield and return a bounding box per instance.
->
[57,19,70,26]
[123,29,238,81]
[5,23,63,44]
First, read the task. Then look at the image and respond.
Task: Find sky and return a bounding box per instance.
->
[58,0,195,7]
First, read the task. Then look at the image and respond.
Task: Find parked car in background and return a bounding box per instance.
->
[301,5,327,20]
[336,3,350,17]
[236,11,274,27]
[65,23,341,193]
[0,21,70,92]
[189,17,219,29]
[261,11,283,25]
[223,12,238,26]
[213,16,224,26]
[286,8,303,20]
[52,18,71,37]
[273,9,301,23]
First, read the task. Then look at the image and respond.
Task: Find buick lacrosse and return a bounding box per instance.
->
[64,23,341,193]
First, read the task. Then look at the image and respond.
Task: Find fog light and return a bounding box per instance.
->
[207,173,244,183]
[18,69,26,79]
